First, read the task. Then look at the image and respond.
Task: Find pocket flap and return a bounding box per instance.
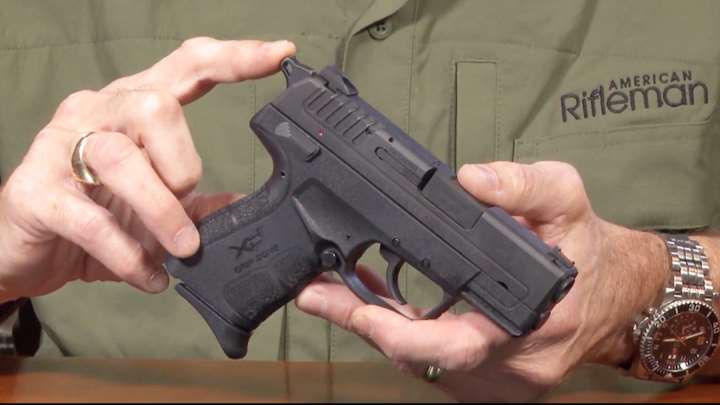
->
[513,123,716,229]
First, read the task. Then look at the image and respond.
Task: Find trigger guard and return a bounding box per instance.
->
[332,249,399,315]
[379,245,407,305]
[332,248,459,322]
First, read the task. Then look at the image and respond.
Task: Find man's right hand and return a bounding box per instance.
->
[0,37,296,302]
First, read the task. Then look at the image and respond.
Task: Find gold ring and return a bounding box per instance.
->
[423,365,444,382]
[71,131,101,186]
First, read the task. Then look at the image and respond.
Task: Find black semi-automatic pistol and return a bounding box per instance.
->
[165,58,577,359]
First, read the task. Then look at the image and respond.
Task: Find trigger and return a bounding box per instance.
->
[379,245,407,305]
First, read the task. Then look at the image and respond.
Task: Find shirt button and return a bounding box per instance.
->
[368,18,393,40]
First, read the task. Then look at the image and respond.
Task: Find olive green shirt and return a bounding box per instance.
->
[0,0,718,361]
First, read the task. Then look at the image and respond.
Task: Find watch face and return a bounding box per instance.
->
[640,300,720,380]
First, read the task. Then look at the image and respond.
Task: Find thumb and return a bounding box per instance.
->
[457,161,589,222]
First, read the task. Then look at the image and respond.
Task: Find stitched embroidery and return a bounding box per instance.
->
[560,70,709,122]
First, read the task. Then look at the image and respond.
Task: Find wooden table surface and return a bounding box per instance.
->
[0,356,718,403]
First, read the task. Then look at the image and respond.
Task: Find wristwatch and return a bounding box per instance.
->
[627,234,720,382]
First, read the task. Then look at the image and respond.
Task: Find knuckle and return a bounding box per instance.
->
[536,161,581,184]
[559,162,584,189]
[535,161,586,196]
[56,90,96,117]
[528,363,566,389]
[180,36,219,61]
[145,196,181,226]
[27,127,65,161]
[177,37,222,81]
[88,133,137,172]
[444,337,488,371]
[491,161,529,202]
[135,90,182,122]
[117,243,146,278]
[32,128,56,145]
[167,154,203,195]
[381,333,405,362]
[187,157,204,187]
[517,164,536,199]
[336,300,356,331]
[3,168,43,213]
[181,36,216,50]
[73,208,115,246]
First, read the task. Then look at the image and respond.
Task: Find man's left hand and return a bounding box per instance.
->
[296,161,670,402]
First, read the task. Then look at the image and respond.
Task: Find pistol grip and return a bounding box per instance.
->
[165,186,318,359]
[175,283,252,359]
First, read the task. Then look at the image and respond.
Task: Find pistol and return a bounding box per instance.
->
[165,58,577,359]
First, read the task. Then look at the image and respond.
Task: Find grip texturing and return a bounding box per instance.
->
[198,185,272,245]
[166,191,318,359]
[223,246,316,329]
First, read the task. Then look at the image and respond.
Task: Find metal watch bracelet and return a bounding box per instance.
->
[619,233,717,374]
[663,234,717,303]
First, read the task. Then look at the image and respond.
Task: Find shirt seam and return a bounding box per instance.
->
[411,38,720,67]
[0,33,344,53]
[515,119,712,146]
[403,0,420,304]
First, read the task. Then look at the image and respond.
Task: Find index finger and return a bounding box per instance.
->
[103,37,296,104]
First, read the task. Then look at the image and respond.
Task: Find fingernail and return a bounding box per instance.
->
[147,270,169,293]
[262,40,289,50]
[470,164,499,190]
[174,224,200,257]
[299,287,328,315]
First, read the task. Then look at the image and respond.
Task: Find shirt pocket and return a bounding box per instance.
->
[453,60,499,169]
[512,122,717,229]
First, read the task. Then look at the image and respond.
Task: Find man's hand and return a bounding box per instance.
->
[0,37,295,302]
[296,161,672,402]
